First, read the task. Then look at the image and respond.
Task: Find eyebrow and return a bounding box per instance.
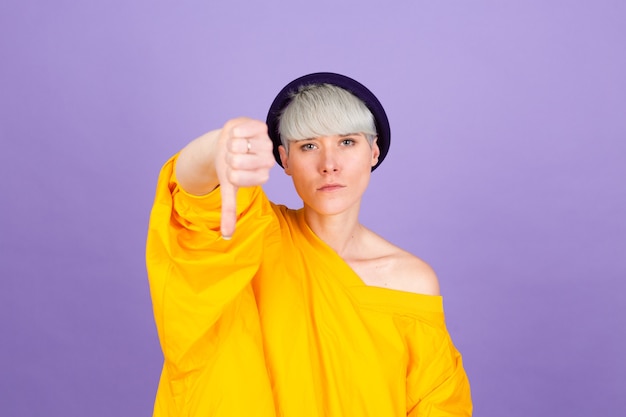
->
[290,133,362,141]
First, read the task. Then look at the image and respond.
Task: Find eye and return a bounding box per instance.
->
[341,138,356,146]
[300,143,317,151]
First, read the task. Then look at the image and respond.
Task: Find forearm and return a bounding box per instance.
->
[175,129,221,196]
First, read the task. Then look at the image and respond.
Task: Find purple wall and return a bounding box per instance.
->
[2,1,624,416]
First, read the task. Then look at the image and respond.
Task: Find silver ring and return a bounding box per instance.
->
[246,139,252,153]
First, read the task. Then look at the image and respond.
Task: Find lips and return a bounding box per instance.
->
[317,183,345,192]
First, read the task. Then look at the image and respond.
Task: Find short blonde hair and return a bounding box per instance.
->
[278,83,377,150]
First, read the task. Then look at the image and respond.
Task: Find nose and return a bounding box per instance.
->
[320,146,339,173]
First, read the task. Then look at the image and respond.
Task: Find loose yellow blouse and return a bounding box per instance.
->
[146,155,472,416]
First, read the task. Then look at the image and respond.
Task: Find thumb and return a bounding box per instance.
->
[219,179,238,240]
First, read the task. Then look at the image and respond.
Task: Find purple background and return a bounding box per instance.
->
[1,1,625,416]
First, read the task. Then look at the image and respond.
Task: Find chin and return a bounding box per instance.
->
[306,199,360,217]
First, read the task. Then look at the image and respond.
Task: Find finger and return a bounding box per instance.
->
[226,152,275,171]
[247,135,275,152]
[226,167,271,187]
[219,180,238,240]
[231,120,268,139]
[228,135,274,155]
[228,137,252,154]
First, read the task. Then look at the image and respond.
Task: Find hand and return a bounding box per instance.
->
[215,118,275,239]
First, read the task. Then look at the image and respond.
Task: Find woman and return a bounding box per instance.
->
[146,72,472,416]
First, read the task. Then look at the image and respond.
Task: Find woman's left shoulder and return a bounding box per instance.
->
[388,246,441,296]
[362,230,441,296]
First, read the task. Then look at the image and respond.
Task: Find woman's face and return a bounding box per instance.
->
[279,133,380,216]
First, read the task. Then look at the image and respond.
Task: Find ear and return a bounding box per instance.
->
[278,145,292,176]
[370,137,380,167]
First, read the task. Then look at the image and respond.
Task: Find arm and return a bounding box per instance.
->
[146,118,278,414]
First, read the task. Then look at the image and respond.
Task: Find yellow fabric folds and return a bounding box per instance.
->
[146,155,472,416]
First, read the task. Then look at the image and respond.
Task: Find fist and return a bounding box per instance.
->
[217,117,275,187]
[216,117,275,238]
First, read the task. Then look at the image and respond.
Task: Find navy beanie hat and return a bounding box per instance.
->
[266,72,390,171]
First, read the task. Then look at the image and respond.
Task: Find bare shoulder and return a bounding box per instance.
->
[390,248,440,296]
[348,229,441,296]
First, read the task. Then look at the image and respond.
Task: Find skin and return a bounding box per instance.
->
[176,117,440,296]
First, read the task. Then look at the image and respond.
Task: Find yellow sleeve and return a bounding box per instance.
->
[404,315,473,416]
[145,155,276,416]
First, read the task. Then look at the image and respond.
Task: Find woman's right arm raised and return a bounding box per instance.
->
[175,117,275,238]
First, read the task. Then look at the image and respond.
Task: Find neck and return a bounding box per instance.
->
[303,206,364,258]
